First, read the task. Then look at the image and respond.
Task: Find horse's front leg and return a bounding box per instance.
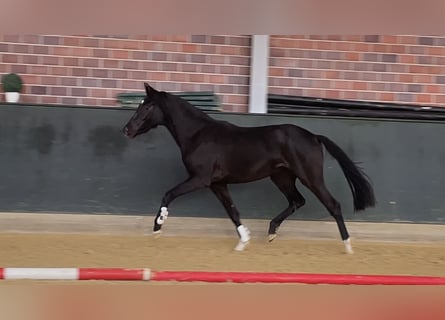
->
[153,176,207,234]
[210,183,250,251]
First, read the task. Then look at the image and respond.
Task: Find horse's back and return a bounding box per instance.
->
[186,122,321,183]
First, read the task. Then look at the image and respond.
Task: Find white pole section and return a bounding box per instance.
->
[248,35,270,114]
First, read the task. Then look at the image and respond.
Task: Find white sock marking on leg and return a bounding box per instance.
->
[237,225,250,242]
[156,207,168,225]
[234,225,250,251]
[344,237,354,254]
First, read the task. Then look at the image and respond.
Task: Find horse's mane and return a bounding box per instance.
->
[161,91,215,122]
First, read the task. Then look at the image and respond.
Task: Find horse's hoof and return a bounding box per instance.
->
[153,230,162,238]
[268,234,277,242]
[343,238,354,254]
[234,240,249,251]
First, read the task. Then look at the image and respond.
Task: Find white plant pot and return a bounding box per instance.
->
[5,92,20,103]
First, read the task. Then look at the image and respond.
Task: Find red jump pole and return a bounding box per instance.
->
[0,268,444,285]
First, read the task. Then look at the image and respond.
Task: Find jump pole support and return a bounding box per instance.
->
[1,268,445,285]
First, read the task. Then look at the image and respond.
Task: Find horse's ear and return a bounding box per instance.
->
[144,82,157,96]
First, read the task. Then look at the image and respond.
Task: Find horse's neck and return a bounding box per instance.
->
[162,98,213,152]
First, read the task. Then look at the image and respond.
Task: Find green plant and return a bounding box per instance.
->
[1,73,23,92]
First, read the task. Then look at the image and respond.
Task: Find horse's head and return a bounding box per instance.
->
[122,83,165,138]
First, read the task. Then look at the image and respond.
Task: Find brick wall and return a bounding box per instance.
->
[269,35,445,106]
[0,35,251,112]
[2,35,445,112]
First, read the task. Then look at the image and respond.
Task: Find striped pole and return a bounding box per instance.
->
[0,268,445,285]
[0,268,151,281]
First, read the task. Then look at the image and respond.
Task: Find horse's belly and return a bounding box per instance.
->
[214,156,288,184]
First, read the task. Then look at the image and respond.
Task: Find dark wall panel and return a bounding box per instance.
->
[0,104,444,224]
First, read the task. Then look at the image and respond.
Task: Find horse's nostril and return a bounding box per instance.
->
[123,126,129,135]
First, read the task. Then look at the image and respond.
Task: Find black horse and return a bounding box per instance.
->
[123,83,375,253]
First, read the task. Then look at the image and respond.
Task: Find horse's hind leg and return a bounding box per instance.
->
[269,168,305,242]
[299,173,353,254]
[210,183,250,251]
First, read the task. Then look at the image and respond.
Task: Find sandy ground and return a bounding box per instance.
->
[1,232,444,319]
[0,232,444,277]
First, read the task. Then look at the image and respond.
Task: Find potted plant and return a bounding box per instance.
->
[1,73,23,103]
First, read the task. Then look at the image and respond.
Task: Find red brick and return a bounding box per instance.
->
[416,93,432,103]
[397,36,417,45]
[380,73,396,82]
[92,69,108,78]
[434,95,445,104]
[63,37,80,46]
[61,77,77,86]
[91,88,108,98]
[170,73,188,82]
[399,55,416,64]
[333,80,350,90]
[111,50,129,59]
[50,87,67,96]
[129,71,148,80]
[202,64,217,73]
[334,42,354,51]
[220,46,240,55]
[353,43,369,52]
[3,54,18,63]
[83,38,100,47]
[62,97,78,105]
[181,44,198,53]
[325,70,339,79]
[30,65,48,74]
[141,42,157,50]
[389,45,406,54]
[414,74,433,83]
[121,40,140,50]
[103,39,122,49]
[344,52,360,61]
[22,35,40,43]
[103,79,118,88]
[427,47,445,56]
[53,46,71,56]
[72,68,88,76]
[122,60,140,70]
[343,90,358,100]
[189,73,206,82]
[379,92,395,101]
[61,57,78,66]
[93,49,109,58]
[269,67,285,77]
[104,59,120,68]
[22,75,40,84]
[82,78,101,87]
[208,74,226,84]
[352,81,367,90]
[225,95,247,104]
[385,65,403,74]
[208,55,226,64]
[111,70,128,79]
[42,56,59,65]
[52,66,69,76]
[425,84,441,94]
[324,90,341,99]
[408,65,430,74]
[150,72,168,81]
[72,47,90,56]
[41,96,58,104]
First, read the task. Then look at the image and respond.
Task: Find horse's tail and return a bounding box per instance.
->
[317,135,376,211]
